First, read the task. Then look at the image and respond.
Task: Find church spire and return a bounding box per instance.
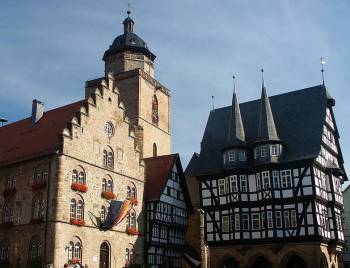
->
[123,8,134,33]
[226,76,246,148]
[256,69,279,143]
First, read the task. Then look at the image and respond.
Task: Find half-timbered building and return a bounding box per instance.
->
[144,154,193,268]
[186,82,347,268]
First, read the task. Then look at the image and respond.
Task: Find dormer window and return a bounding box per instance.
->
[228,151,235,162]
[238,151,246,161]
[260,146,268,157]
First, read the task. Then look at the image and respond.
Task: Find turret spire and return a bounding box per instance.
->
[225,76,246,147]
[256,70,279,142]
[123,7,134,33]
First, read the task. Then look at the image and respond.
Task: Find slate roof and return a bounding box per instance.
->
[0,100,84,167]
[188,85,337,176]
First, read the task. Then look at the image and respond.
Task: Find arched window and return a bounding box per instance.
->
[74,242,82,260]
[5,177,15,189]
[33,168,42,183]
[28,235,42,260]
[0,239,10,263]
[71,170,78,184]
[78,171,85,184]
[127,186,131,198]
[32,194,45,220]
[125,244,134,264]
[127,209,137,228]
[153,143,157,157]
[70,199,76,219]
[131,186,137,199]
[67,242,74,261]
[3,200,13,223]
[67,237,82,263]
[104,121,114,137]
[103,148,114,169]
[102,179,107,192]
[107,179,113,192]
[101,206,106,223]
[152,95,159,125]
[125,248,130,263]
[76,200,84,220]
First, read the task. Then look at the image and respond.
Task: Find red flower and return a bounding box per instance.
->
[68,259,81,265]
[126,227,139,236]
[70,218,85,226]
[101,191,116,200]
[71,183,88,193]
[3,188,16,197]
[32,181,47,190]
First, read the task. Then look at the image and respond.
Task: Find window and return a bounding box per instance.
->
[153,143,157,157]
[240,175,248,192]
[76,201,84,220]
[105,121,114,137]
[261,212,266,229]
[222,216,230,232]
[234,214,240,230]
[291,210,297,228]
[252,213,260,230]
[67,238,82,263]
[28,236,42,260]
[107,179,113,192]
[5,177,15,189]
[229,176,238,193]
[275,211,282,228]
[323,209,330,231]
[0,239,10,263]
[70,198,84,221]
[70,199,76,219]
[256,173,261,191]
[125,247,134,264]
[152,95,159,125]
[284,211,290,228]
[127,210,137,228]
[32,194,45,220]
[71,170,78,184]
[33,168,42,183]
[131,186,137,199]
[238,151,246,161]
[67,242,74,261]
[271,145,279,156]
[260,145,268,157]
[78,171,85,184]
[102,179,107,192]
[242,214,249,230]
[74,242,82,261]
[273,171,280,188]
[281,170,292,188]
[72,168,85,185]
[218,179,226,195]
[262,171,270,189]
[228,151,235,162]
[3,200,13,223]
[103,148,114,169]
[267,211,273,228]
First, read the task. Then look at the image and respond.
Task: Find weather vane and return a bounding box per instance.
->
[320,57,326,86]
[211,95,215,111]
[127,3,131,16]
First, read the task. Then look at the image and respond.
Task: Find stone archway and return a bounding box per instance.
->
[286,255,307,268]
[222,258,240,268]
[251,256,272,268]
[99,241,110,268]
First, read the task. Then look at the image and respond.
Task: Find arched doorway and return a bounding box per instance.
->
[252,256,272,268]
[222,258,239,268]
[100,242,110,268]
[286,255,307,268]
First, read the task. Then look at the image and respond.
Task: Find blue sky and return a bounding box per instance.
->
[1,1,350,177]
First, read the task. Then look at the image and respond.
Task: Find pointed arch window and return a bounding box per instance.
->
[32,194,45,221]
[67,238,82,263]
[152,95,159,125]
[127,209,137,228]
[76,200,84,220]
[103,148,114,169]
[3,200,13,223]
[28,235,42,261]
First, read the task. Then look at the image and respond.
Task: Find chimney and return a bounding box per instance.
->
[31,99,45,125]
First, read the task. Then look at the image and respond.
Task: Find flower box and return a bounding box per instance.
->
[128,198,138,206]
[32,180,47,191]
[101,191,116,200]
[31,218,44,224]
[2,188,16,197]
[70,218,85,226]
[68,259,81,265]
[0,222,14,228]
[126,227,139,236]
[71,183,88,193]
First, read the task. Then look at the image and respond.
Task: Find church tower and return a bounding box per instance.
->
[103,10,171,158]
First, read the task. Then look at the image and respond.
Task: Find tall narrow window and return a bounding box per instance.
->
[228,151,235,162]
[76,201,84,220]
[152,95,159,125]
[240,175,248,192]
[70,199,76,219]
[222,216,230,232]
[153,143,157,157]
[267,211,273,228]
[74,242,82,260]
[252,213,260,230]
[275,211,282,228]
[272,171,280,188]
[260,145,268,157]
[71,170,78,184]
[3,200,13,223]
[102,179,107,192]
[235,214,240,230]
[284,211,290,228]
[229,176,238,193]
[256,173,261,191]
[271,145,279,156]
[0,239,10,263]
[291,210,297,228]
[218,179,226,195]
[262,171,270,189]
[28,236,42,260]
[281,170,292,188]
[238,150,246,161]
[242,214,250,230]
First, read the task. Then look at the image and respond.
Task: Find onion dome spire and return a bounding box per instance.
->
[225,76,246,148]
[256,69,280,142]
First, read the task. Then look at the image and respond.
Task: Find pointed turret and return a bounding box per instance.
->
[256,70,279,143]
[225,77,245,148]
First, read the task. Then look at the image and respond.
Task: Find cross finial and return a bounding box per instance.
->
[320,57,326,86]
[127,3,131,17]
[261,69,265,88]
[211,95,215,111]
